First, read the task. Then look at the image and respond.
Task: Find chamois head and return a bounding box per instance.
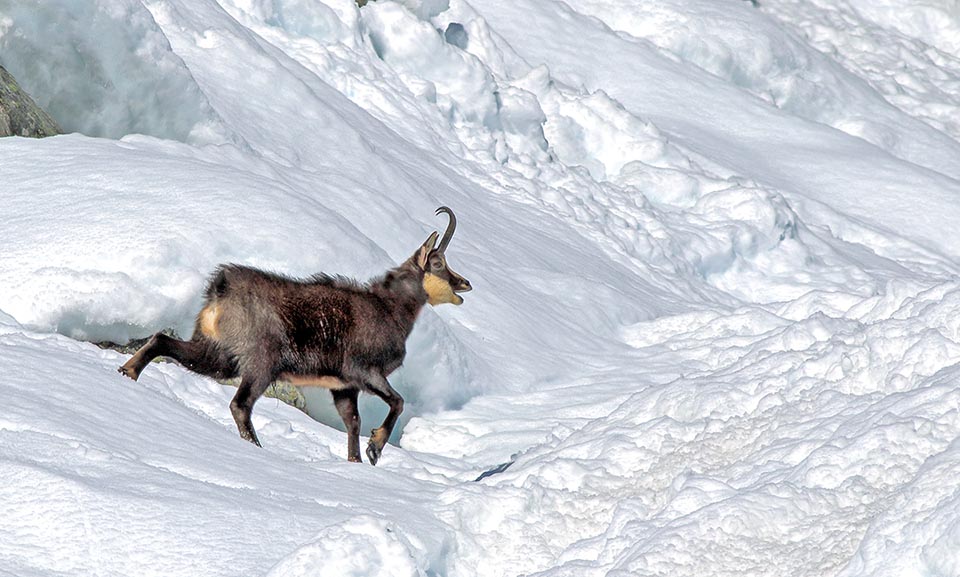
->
[415,206,472,305]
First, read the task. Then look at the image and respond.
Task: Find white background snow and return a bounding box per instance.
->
[1,0,960,575]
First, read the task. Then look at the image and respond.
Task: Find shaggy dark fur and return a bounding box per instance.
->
[119,220,471,465]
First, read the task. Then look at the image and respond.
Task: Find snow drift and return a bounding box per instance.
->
[1,0,959,575]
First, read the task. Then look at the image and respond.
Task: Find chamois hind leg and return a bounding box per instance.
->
[362,372,404,466]
[332,389,362,463]
[229,370,274,447]
[119,333,237,381]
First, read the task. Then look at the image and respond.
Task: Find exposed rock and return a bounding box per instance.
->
[222,378,309,413]
[0,65,61,137]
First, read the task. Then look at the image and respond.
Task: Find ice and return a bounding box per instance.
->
[1,0,960,575]
[0,0,231,143]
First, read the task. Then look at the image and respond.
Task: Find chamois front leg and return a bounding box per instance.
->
[332,389,362,463]
[363,373,404,466]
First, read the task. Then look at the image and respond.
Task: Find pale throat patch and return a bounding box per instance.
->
[423,273,463,306]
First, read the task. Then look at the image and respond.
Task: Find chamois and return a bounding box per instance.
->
[118,207,471,465]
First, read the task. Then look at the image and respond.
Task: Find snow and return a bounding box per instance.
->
[0,0,231,143]
[760,0,960,145]
[1,0,960,575]
[0,316,452,577]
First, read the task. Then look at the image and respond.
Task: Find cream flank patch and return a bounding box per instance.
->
[199,304,222,339]
[423,273,463,305]
[277,374,348,389]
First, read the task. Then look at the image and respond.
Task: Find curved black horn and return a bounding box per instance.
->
[435,206,457,253]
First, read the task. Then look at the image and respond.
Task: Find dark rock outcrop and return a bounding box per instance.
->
[0,65,61,137]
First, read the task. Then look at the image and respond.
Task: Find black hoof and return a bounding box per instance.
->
[117,365,139,380]
[239,429,263,448]
[366,442,381,466]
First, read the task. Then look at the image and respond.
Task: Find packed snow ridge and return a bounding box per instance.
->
[1,0,960,576]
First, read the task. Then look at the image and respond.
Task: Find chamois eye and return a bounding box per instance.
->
[431,259,444,271]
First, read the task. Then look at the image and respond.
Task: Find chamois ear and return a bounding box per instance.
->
[416,245,430,270]
[417,231,439,270]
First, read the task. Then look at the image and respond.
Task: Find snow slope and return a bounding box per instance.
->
[1,0,960,575]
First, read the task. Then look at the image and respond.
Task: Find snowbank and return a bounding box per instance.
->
[762,0,960,143]
[0,0,230,143]
[2,0,960,576]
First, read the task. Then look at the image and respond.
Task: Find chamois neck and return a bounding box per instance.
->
[370,261,429,330]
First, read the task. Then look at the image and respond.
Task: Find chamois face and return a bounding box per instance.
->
[423,250,472,305]
[415,207,472,306]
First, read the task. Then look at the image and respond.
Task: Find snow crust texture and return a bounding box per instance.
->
[1,0,960,576]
